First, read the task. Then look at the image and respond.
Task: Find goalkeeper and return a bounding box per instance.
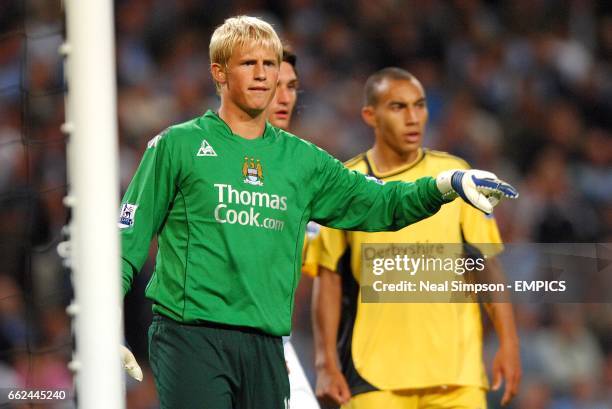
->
[119,16,517,409]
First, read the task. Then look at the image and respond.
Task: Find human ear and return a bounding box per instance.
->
[211,63,227,85]
[361,106,377,128]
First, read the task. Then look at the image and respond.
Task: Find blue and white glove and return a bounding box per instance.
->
[120,344,143,381]
[436,169,518,214]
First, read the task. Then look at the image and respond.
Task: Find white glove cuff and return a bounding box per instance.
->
[435,170,458,199]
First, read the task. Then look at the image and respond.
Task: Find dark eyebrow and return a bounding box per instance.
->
[388,101,407,107]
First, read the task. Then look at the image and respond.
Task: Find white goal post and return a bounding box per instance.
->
[63,0,124,407]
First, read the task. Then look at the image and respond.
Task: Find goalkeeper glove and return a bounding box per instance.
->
[120,344,143,381]
[436,169,518,214]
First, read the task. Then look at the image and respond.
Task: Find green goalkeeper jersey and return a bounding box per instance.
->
[120,110,445,336]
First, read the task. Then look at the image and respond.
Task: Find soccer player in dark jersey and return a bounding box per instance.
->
[120,17,518,409]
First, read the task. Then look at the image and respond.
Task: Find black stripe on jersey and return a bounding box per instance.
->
[460,227,490,302]
[362,154,375,177]
[460,226,485,259]
[335,246,378,396]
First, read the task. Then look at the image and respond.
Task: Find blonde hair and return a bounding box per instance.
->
[210,16,283,90]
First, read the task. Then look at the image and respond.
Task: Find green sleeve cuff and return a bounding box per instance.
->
[423,176,448,211]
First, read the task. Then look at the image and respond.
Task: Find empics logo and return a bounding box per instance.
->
[118,203,138,229]
[242,157,263,186]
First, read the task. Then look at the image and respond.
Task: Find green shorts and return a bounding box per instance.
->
[148,314,290,409]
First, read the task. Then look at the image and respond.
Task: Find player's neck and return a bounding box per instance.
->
[370,143,420,174]
[218,102,267,140]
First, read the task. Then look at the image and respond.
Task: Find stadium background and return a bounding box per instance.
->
[0,0,611,408]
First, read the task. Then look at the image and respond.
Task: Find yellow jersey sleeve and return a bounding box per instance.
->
[459,200,504,255]
[317,226,348,273]
[302,232,320,277]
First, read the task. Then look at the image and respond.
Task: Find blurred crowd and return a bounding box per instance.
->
[0,0,611,408]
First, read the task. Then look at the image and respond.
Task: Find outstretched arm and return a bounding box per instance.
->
[309,149,517,232]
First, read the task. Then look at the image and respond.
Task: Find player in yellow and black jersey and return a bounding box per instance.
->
[310,68,521,409]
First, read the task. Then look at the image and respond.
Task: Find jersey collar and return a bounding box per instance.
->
[365,148,425,179]
[202,110,277,144]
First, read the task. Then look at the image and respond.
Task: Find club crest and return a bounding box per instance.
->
[242,157,264,186]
